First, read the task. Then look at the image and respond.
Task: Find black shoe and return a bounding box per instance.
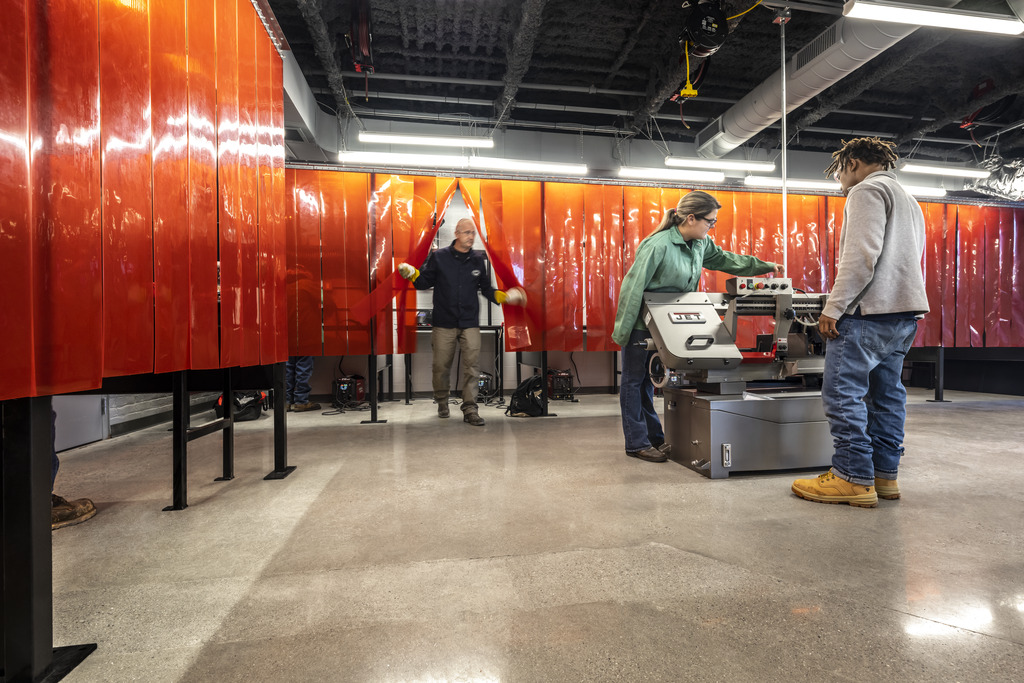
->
[626,447,668,463]
[464,412,485,426]
[438,403,450,418]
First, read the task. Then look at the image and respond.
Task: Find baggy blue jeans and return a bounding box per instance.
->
[285,356,314,404]
[822,316,919,486]
[619,328,665,452]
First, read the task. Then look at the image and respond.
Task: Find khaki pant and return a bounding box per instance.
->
[431,326,481,414]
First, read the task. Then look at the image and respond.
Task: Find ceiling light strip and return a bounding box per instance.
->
[744,176,840,191]
[843,0,1024,35]
[469,157,587,175]
[358,131,494,148]
[619,167,726,183]
[665,157,776,172]
[900,163,990,179]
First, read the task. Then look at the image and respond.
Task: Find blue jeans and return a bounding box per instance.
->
[285,356,314,404]
[822,316,919,486]
[619,328,665,452]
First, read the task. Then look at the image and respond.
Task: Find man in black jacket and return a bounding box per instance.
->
[398,218,526,426]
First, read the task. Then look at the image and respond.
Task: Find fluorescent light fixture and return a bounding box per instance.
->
[843,0,1024,35]
[744,176,840,191]
[665,156,775,172]
[337,151,468,169]
[468,157,587,175]
[900,162,991,179]
[357,131,494,148]
[902,185,947,198]
[619,166,725,183]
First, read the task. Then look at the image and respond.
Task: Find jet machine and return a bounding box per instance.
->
[640,277,832,478]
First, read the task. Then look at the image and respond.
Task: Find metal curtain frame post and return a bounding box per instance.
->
[265,361,296,479]
[2,396,96,681]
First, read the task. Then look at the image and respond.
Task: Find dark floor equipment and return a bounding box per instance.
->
[546,369,573,400]
[333,375,366,407]
[214,390,267,422]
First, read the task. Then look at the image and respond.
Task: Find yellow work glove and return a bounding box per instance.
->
[397,263,419,281]
[497,286,527,307]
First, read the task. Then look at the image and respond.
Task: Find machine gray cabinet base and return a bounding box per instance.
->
[664,388,832,479]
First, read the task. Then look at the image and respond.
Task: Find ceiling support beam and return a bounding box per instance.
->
[493,0,548,127]
[293,0,361,123]
[895,69,1024,153]
[601,0,661,89]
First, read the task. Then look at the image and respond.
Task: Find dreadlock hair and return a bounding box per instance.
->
[824,137,899,178]
[652,190,722,234]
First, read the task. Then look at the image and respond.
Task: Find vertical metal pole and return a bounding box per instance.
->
[218,368,235,481]
[2,396,54,681]
[928,346,950,402]
[165,371,189,510]
[265,361,296,479]
[496,326,504,401]
[386,353,394,400]
[404,353,412,404]
[778,11,789,276]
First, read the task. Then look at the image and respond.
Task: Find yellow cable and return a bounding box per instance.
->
[727,0,762,20]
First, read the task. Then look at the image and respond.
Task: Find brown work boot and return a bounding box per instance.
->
[291,401,321,412]
[792,470,878,508]
[875,477,901,500]
[626,447,668,463]
[51,494,98,530]
[437,402,450,418]
[463,412,485,426]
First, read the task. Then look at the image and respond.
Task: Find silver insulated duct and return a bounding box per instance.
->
[695,3,960,159]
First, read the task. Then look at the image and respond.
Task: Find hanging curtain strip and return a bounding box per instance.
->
[349,177,457,324]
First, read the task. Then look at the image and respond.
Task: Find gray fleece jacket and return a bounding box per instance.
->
[823,170,929,320]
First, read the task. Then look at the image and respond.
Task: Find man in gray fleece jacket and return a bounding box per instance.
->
[792,137,929,508]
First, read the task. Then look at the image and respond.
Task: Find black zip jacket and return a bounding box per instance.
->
[413,242,498,328]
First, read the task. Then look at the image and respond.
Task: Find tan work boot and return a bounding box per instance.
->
[437,402,450,418]
[291,401,321,412]
[52,494,98,530]
[875,478,901,500]
[791,470,878,508]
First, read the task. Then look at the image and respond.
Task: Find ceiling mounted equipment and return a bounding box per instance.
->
[345,0,374,73]
[695,1,965,159]
[682,1,729,57]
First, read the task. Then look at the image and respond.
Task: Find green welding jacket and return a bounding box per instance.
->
[611,227,774,348]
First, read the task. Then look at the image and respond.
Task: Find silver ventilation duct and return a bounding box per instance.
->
[695,2,961,159]
[967,155,1024,202]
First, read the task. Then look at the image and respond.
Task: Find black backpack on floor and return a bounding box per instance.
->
[506,375,544,417]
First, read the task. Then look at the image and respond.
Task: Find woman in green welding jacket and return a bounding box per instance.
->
[611,190,783,463]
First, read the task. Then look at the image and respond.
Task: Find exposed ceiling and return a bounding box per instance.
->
[267,0,1024,167]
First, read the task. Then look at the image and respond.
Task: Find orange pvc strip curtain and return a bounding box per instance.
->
[284,170,1024,359]
[0,0,287,401]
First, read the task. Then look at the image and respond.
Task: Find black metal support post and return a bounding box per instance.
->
[927,346,951,403]
[265,362,296,480]
[361,352,387,424]
[165,372,189,511]
[2,396,96,681]
[215,367,235,481]
[404,353,413,404]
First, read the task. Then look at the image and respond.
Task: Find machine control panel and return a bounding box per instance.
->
[726,277,792,295]
[669,311,706,324]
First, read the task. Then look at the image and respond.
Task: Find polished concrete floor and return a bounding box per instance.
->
[52,388,1024,682]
